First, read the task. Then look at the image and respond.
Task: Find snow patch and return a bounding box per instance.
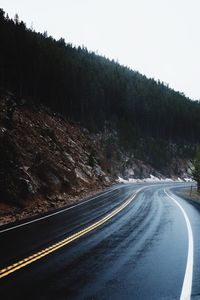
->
[118,174,193,184]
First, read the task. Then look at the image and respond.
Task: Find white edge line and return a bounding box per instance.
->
[164,188,193,300]
[0,187,121,234]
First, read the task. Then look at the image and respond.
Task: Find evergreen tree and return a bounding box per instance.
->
[192,150,200,192]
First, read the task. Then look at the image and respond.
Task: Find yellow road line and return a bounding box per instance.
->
[0,189,141,279]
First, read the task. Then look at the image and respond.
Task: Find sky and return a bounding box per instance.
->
[1,0,200,100]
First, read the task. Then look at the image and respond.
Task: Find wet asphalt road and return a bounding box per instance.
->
[0,182,200,300]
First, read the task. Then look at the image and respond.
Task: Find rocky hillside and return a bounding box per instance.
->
[0,92,193,225]
[0,92,114,224]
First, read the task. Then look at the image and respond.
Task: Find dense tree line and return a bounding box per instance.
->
[1,8,200,154]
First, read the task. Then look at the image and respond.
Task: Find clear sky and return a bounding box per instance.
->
[1,0,200,100]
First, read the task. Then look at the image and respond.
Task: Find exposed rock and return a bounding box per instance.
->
[0,93,116,224]
[63,152,75,165]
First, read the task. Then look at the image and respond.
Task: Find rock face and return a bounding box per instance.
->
[0,93,114,224]
[96,135,193,181]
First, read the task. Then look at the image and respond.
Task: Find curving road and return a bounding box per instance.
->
[0,182,200,300]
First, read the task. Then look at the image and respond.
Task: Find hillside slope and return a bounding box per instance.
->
[0,92,114,224]
[0,92,193,225]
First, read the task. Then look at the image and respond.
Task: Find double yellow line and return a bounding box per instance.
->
[0,189,141,279]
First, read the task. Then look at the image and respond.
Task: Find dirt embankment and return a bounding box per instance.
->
[0,93,114,225]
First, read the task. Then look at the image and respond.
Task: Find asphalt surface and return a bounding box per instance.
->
[0,182,200,300]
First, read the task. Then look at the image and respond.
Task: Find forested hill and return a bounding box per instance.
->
[1,8,200,148]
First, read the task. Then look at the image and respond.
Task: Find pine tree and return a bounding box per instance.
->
[192,150,200,192]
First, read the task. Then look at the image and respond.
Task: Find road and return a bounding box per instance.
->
[0,182,200,300]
